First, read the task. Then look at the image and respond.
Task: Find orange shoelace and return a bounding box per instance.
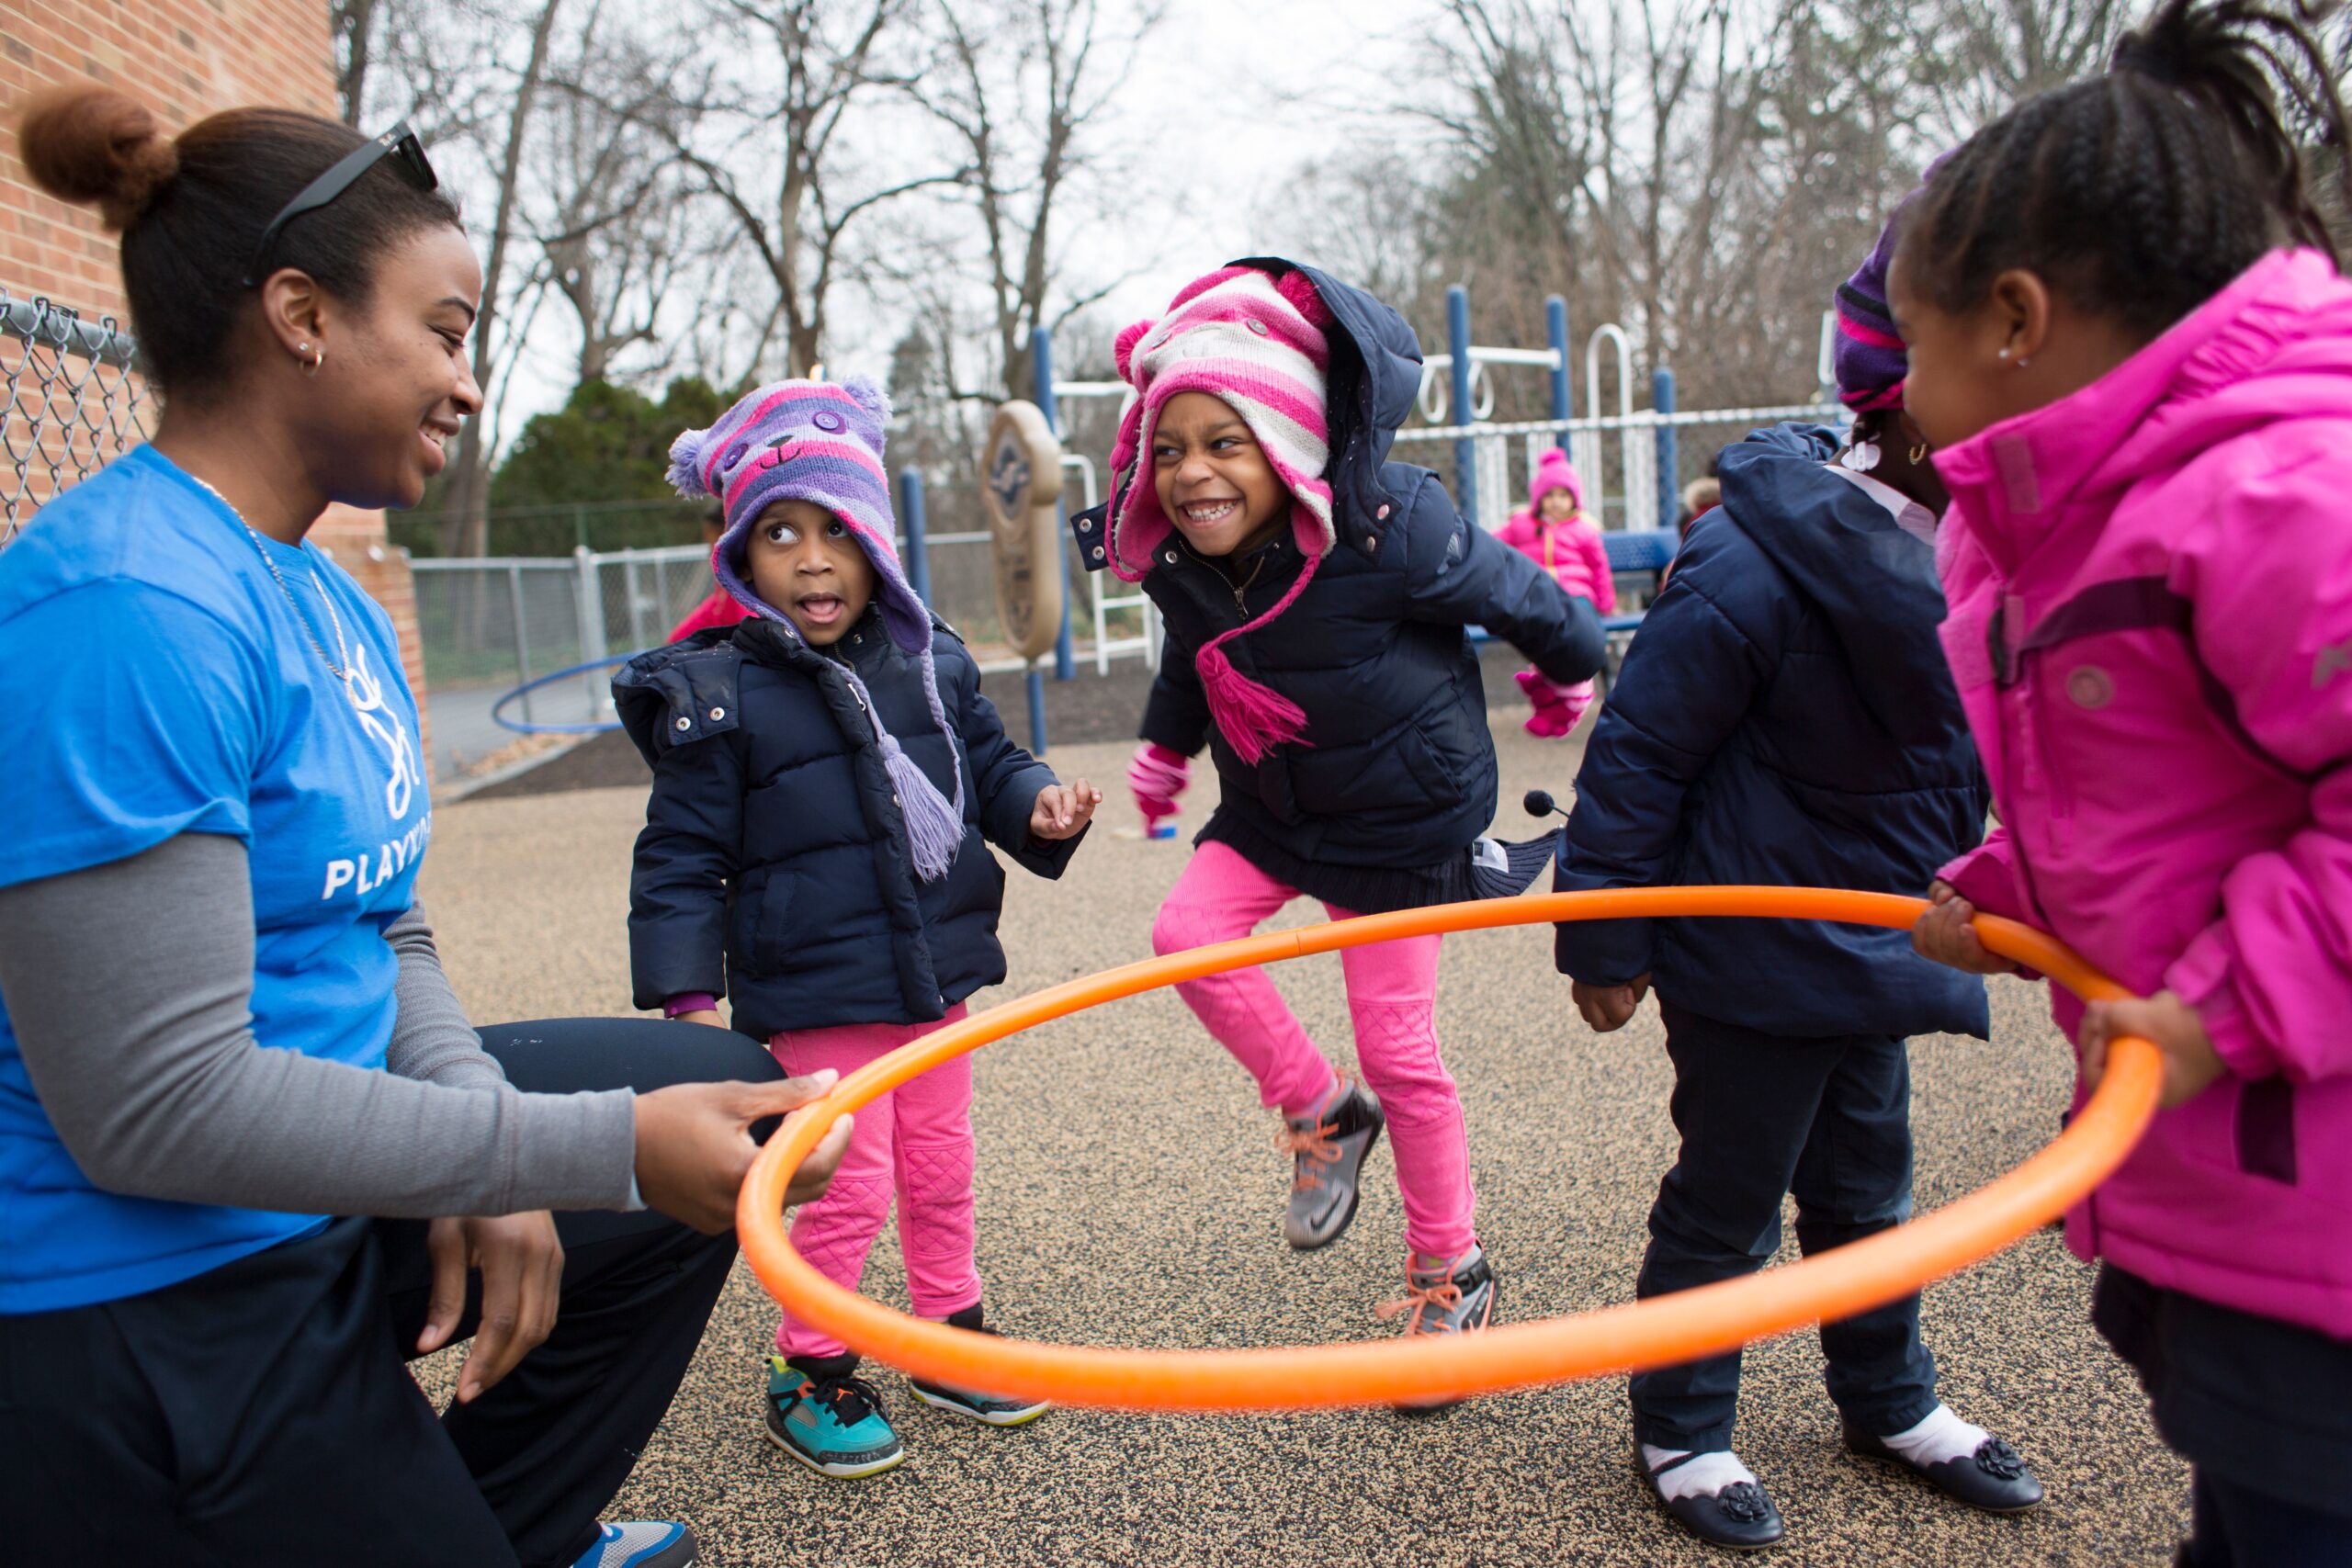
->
[1277,1117,1342,1191]
[1375,1271,1464,1336]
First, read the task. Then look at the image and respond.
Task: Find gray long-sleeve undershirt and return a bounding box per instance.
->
[0,832,638,1218]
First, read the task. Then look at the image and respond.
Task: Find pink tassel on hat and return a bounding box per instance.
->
[1192,551,1321,763]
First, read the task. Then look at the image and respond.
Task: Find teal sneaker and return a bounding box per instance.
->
[571,1522,698,1567]
[764,1355,905,1478]
[907,1305,1051,1427]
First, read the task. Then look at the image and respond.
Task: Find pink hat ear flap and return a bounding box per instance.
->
[668,428,715,498]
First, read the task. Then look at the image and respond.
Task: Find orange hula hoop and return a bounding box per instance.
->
[737,886,2159,1414]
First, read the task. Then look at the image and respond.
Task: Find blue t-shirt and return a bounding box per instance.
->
[0,446,430,1313]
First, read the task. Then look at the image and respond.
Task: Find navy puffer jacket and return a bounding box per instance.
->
[1078,257,1605,886]
[1553,423,1990,1040]
[616,611,1076,1038]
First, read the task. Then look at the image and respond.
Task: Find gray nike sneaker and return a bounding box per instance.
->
[1380,1245,1498,1416]
[1280,1080,1384,1249]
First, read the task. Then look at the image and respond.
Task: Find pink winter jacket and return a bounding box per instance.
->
[1495,511,1617,615]
[1932,249,2352,1340]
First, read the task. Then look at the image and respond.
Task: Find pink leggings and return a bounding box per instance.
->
[1150,840,1476,1258]
[769,1006,980,1359]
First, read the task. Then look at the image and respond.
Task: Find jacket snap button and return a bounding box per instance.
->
[1092,546,1105,560]
[709,706,726,720]
[1078,517,1092,532]
[1163,549,1178,565]
[1365,536,1379,553]
[673,716,691,732]
[2066,666,2114,709]
[892,793,902,807]
[1376,503,1391,520]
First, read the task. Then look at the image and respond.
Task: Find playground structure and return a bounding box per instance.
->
[741,886,2158,1412]
[403,286,1845,756]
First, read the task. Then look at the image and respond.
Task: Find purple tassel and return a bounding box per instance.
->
[878,734,963,881]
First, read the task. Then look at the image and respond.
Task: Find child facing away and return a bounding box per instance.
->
[1086,260,1605,1385]
[1553,211,2040,1550]
[1901,4,2352,1561]
[1496,449,1615,736]
[615,378,1100,1481]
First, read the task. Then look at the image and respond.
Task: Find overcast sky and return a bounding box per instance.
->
[489,0,1446,441]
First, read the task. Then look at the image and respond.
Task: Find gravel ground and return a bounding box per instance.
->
[416,684,2188,1568]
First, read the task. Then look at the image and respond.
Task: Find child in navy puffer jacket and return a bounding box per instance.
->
[1089,259,1604,1379]
[616,377,1099,1483]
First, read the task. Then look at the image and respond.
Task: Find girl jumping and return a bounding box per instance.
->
[1900,4,2352,1561]
[1090,260,1605,1377]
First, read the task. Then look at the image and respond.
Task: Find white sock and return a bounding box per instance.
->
[1879,1404,1988,1467]
[1641,1444,1758,1503]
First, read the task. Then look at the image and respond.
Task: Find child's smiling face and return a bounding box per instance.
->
[1151,392,1289,558]
[745,498,876,646]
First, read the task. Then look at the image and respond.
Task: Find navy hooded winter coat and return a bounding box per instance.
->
[1077,257,1605,908]
[1553,423,1991,1040]
[616,611,1077,1040]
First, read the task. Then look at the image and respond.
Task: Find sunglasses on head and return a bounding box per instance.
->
[242,120,439,289]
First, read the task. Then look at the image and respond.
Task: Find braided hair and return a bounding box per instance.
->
[1899,0,2352,341]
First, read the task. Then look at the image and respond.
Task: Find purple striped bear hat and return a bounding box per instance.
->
[666,376,967,882]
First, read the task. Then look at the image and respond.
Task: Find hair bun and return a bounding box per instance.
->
[17,85,179,232]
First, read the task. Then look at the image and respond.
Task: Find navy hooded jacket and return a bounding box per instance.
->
[616,611,1077,1039]
[1077,257,1605,900]
[1553,423,1991,1040]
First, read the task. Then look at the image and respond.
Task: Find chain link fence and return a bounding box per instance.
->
[0,289,150,546]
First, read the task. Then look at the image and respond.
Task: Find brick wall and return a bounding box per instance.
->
[0,0,435,776]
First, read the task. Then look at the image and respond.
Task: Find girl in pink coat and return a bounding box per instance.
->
[1897,4,2352,1561]
[1497,449,1614,735]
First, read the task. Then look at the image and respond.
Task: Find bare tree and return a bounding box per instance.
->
[912,0,1160,401]
[637,0,957,378]
[439,0,568,557]
[1907,0,2129,142]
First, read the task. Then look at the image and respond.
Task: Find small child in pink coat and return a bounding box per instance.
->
[1496,449,1614,736]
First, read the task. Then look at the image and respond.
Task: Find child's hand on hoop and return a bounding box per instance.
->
[2079,989,2230,1109]
[1911,881,2021,975]
[1031,780,1102,840]
[1572,974,1650,1033]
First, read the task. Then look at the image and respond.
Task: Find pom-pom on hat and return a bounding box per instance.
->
[1528,448,1583,511]
[667,376,967,883]
[1104,264,1338,763]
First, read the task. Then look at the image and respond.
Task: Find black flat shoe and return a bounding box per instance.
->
[1635,1446,1786,1551]
[1843,1425,2045,1514]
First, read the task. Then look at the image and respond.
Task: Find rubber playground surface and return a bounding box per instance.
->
[415,694,2190,1567]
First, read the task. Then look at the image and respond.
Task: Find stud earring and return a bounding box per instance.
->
[1998,347,2011,359]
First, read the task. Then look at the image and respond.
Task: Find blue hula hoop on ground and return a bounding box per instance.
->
[490,652,644,736]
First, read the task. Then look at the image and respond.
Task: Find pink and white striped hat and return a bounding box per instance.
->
[1106,264,1337,761]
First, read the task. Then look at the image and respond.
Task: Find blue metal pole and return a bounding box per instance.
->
[1446,285,1476,525]
[896,468,931,605]
[1030,325,1075,681]
[1027,668,1048,755]
[1545,295,1571,425]
[1653,367,1679,533]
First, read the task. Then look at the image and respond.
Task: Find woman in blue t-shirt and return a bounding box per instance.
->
[0,87,851,1568]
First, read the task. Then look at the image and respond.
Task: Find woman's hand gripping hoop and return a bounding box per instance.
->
[739,886,2161,1414]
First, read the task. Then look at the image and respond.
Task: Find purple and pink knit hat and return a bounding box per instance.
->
[1834,207,1912,414]
[1106,264,1338,762]
[1528,447,1583,512]
[667,376,966,882]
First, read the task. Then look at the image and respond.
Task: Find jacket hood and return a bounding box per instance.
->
[1935,248,2352,571]
[1717,423,1958,744]
[1218,257,1425,551]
